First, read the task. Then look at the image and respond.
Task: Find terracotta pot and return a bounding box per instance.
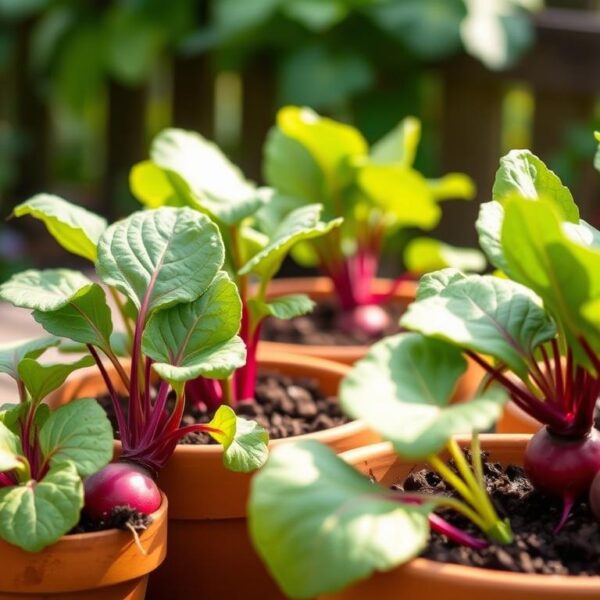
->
[53,351,378,600]
[321,436,600,600]
[263,277,484,401]
[497,401,541,434]
[0,494,167,600]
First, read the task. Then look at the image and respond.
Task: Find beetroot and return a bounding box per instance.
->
[336,304,392,338]
[84,462,161,520]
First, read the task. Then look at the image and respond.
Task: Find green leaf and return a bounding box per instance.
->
[0,421,21,457]
[0,451,21,474]
[97,207,224,314]
[492,149,578,222]
[0,337,58,381]
[142,271,245,383]
[370,116,421,167]
[207,406,269,472]
[248,294,315,323]
[502,196,600,365]
[415,268,468,301]
[32,284,114,354]
[39,398,113,477]
[18,356,94,404]
[427,173,476,201]
[272,106,367,204]
[358,165,441,230]
[341,333,505,458]
[249,439,432,598]
[140,129,263,225]
[239,204,342,281]
[129,161,184,209]
[404,237,486,275]
[263,125,327,207]
[0,269,93,312]
[11,195,107,262]
[401,272,556,377]
[476,201,509,273]
[282,0,347,31]
[0,462,83,552]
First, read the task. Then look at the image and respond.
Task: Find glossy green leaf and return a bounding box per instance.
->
[11,195,107,262]
[0,421,21,457]
[18,356,94,404]
[401,272,556,377]
[370,116,420,167]
[142,272,245,383]
[249,294,315,323]
[239,204,342,281]
[97,207,224,314]
[207,405,269,472]
[404,237,486,275]
[0,337,58,381]
[32,284,113,354]
[129,161,184,209]
[39,398,113,477]
[415,268,468,301]
[0,462,83,552]
[502,196,600,365]
[358,165,441,229]
[492,149,578,221]
[0,269,93,312]
[144,128,263,225]
[342,334,505,458]
[249,439,432,598]
[427,173,476,201]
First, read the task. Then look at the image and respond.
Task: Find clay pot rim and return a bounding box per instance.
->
[339,436,600,590]
[263,277,417,359]
[54,491,168,545]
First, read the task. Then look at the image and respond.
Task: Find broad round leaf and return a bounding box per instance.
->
[96,207,224,314]
[476,200,509,273]
[12,194,107,262]
[402,272,556,377]
[492,149,578,222]
[142,271,245,382]
[0,269,93,312]
[249,440,432,598]
[370,117,421,167]
[32,283,113,354]
[39,398,113,477]
[0,337,58,381]
[0,462,83,552]
[341,334,505,458]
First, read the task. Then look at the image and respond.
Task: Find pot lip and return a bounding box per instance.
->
[263,276,417,356]
[340,436,600,588]
[37,491,167,547]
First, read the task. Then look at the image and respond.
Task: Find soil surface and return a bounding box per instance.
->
[394,453,600,575]
[71,506,152,534]
[261,300,404,346]
[98,370,349,445]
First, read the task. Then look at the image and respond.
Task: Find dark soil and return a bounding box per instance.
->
[394,454,600,575]
[260,300,403,346]
[98,370,349,445]
[71,506,152,535]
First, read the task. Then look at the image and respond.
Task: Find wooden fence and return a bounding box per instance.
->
[3,4,600,255]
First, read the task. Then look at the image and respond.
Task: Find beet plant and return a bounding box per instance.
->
[1,207,269,517]
[0,338,113,551]
[248,332,511,598]
[262,106,485,335]
[128,128,341,404]
[402,149,600,527]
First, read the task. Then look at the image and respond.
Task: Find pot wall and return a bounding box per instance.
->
[0,494,167,600]
[497,401,542,434]
[322,436,600,600]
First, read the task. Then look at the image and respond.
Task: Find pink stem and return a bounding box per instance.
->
[554,493,575,533]
[429,513,489,550]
